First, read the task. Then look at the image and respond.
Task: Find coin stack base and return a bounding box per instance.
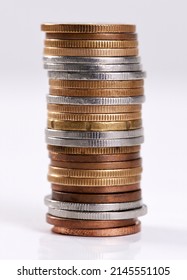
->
[41,23,147,237]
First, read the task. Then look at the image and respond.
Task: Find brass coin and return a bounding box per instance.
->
[49,166,142,178]
[46,32,138,40]
[48,152,141,162]
[47,145,140,155]
[50,158,142,169]
[47,112,142,122]
[52,221,141,237]
[48,174,141,186]
[44,39,138,48]
[49,79,144,88]
[49,87,144,97]
[52,190,141,203]
[41,23,136,33]
[51,183,141,194]
[44,47,138,57]
[47,104,142,114]
[47,214,137,229]
[47,119,142,131]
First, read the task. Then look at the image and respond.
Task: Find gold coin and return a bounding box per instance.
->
[46,32,138,40]
[47,119,142,131]
[44,39,138,48]
[48,174,141,186]
[48,166,142,178]
[49,79,144,89]
[47,145,140,155]
[47,112,141,122]
[47,104,142,114]
[49,87,144,97]
[44,47,138,57]
[41,23,136,33]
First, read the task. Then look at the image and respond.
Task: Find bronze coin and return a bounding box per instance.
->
[51,183,141,194]
[52,190,141,203]
[46,33,138,40]
[50,158,142,169]
[49,152,141,163]
[52,221,141,237]
[47,214,137,229]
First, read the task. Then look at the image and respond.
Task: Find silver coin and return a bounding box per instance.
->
[48,71,146,80]
[47,205,147,220]
[46,136,144,147]
[45,128,144,139]
[43,56,141,65]
[45,195,143,212]
[47,95,145,105]
[44,63,142,72]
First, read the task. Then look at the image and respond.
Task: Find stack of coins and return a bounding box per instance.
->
[41,23,147,237]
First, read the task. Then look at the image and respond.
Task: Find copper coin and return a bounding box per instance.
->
[52,221,141,237]
[49,79,144,89]
[50,158,142,169]
[48,152,141,162]
[47,214,137,229]
[52,190,141,203]
[49,87,144,97]
[51,183,140,194]
[46,32,138,40]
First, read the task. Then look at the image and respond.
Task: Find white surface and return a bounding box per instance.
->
[0,0,187,260]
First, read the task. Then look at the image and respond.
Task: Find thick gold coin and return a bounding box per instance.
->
[47,104,142,114]
[47,119,142,131]
[41,23,136,33]
[44,39,138,48]
[44,47,138,57]
[49,79,144,88]
[48,166,142,178]
[47,145,140,155]
[48,174,141,186]
[47,112,141,122]
[49,87,144,97]
[46,32,138,40]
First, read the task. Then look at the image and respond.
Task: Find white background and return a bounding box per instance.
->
[0,0,187,260]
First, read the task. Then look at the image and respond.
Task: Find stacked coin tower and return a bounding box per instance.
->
[41,23,147,237]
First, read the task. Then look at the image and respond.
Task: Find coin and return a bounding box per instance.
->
[46,136,144,147]
[49,79,144,88]
[49,87,144,97]
[50,158,142,169]
[48,71,145,80]
[41,23,136,33]
[47,95,145,105]
[48,152,141,162]
[45,56,141,65]
[51,183,141,193]
[48,174,141,186]
[45,32,138,40]
[44,39,138,48]
[47,145,140,154]
[52,190,141,203]
[47,104,142,113]
[48,166,142,178]
[47,119,142,131]
[44,47,138,57]
[51,221,141,237]
[46,128,143,139]
[45,63,142,72]
[46,214,137,229]
[45,195,143,211]
[48,205,146,219]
